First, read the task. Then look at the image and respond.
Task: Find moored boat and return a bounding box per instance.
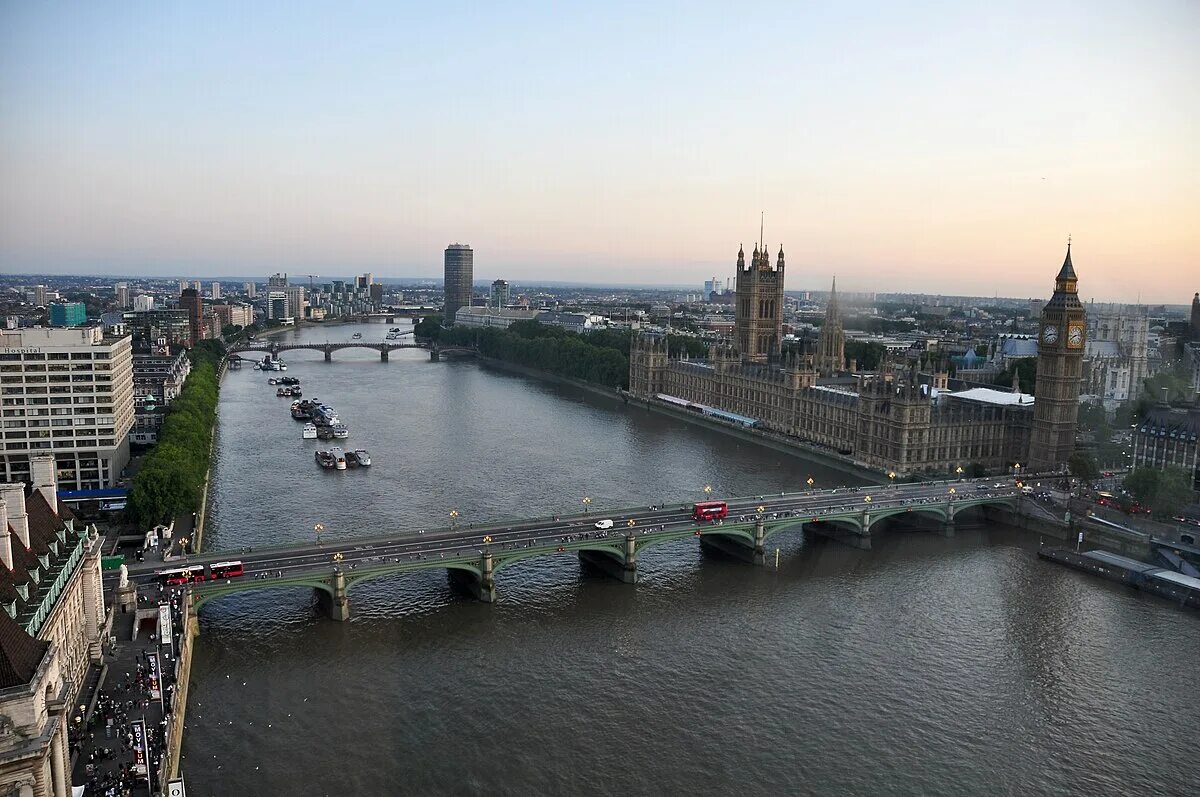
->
[330,447,347,470]
[352,449,371,466]
[315,450,336,469]
[332,424,349,439]
[302,423,318,439]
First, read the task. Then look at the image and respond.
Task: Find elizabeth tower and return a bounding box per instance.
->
[1029,242,1086,471]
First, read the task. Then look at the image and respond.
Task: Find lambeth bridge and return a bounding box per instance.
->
[115,480,1024,623]
[227,338,478,362]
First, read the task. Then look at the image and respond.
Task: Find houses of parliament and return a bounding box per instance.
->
[630,242,1086,476]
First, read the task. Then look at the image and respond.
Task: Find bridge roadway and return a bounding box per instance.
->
[108,478,1023,620]
[227,336,477,362]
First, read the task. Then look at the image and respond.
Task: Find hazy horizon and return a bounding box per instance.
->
[2,2,1196,303]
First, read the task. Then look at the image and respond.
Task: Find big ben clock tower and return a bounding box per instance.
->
[1029,241,1087,472]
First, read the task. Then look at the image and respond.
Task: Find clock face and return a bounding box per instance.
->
[1042,324,1059,344]
[1067,323,1085,348]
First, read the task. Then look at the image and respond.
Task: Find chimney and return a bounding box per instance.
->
[0,498,10,571]
[29,454,57,512]
[0,484,29,551]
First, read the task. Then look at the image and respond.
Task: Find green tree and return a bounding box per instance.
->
[1152,467,1195,518]
[844,340,886,371]
[994,359,1037,394]
[1122,468,1159,504]
[1068,451,1100,484]
[965,462,988,478]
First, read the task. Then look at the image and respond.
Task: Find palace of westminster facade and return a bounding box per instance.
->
[630,243,1086,476]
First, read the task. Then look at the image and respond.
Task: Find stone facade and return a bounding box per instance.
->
[0,454,106,797]
[1030,244,1087,471]
[629,243,1079,477]
[733,245,784,363]
[815,279,846,376]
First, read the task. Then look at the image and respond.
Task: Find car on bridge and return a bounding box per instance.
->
[594,519,614,530]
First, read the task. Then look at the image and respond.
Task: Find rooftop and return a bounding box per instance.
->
[950,387,1035,406]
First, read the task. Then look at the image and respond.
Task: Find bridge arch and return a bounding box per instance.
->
[191,577,336,612]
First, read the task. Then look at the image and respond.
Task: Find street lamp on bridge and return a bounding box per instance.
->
[806,477,815,489]
[314,523,324,547]
[888,471,896,488]
[703,484,713,499]
[449,510,459,529]
[582,497,592,514]
[332,551,344,568]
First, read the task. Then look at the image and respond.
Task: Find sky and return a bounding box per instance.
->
[1,1,1197,302]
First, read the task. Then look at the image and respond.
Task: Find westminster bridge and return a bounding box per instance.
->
[112,480,1026,622]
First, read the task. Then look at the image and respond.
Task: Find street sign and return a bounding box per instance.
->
[167,778,186,797]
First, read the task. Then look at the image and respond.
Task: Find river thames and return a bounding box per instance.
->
[183,321,1198,796]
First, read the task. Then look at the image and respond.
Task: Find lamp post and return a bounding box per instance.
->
[449,510,459,530]
[314,523,324,547]
[806,477,815,489]
[955,465,963,481]
[888,471,896,488]
[703,484,713,500]
[177,537,189,560]
[582,497,592,514]
[332,551,344,568]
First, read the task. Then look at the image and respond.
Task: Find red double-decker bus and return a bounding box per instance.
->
[158,565,205,586]
[692,501,728,522]
[209,561,245,580]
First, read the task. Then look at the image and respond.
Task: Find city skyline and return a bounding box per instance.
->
[2,2,1197,302]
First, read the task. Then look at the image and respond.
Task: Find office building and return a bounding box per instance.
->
[114,282,129,309]
[0,456,107,797]
[47,304,86,328]
[490,279,510,309]
[210,282,222,300]
[32,286,47,308]
[243,282,257,299]
[1132,400,1200,493]
[454,306,539,329]
[132,294,154,312]
[212,303,254,330]
[0,326,135,489]
[130,343,192,445]
[122,309,191,349]
[178,288,203,346]
[444,244,474,324]
[267,292,289,321]
[285,285,305,321]
[268,273,289,290]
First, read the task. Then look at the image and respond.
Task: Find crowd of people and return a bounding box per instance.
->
[71,589,187,796]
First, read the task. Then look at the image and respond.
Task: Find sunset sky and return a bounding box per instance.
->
[1,1,1196,302]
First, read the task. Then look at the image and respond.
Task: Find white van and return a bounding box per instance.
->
[594,519,614,530]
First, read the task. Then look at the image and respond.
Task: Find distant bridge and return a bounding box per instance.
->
[114,481,1025,622]
[227,340,476,362]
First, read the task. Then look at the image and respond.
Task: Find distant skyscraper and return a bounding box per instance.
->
[491,279,510,309]
[33,285,47,307]
[178,280,188,295]
[243,282,257,299]
[443,244,474,324]
[1191,292,1200,341]
[133,294,154,312]
[179,288,203,346]
[285,285,305,320]
[268,273,288,290]
[190,280,202,293]
[210,282,222,300]
[114,282,129,309]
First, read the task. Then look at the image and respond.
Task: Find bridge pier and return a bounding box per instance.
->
[578,538,638,583]
[317,569,351,621]
[698,519,766,565]
[324,347,332,362]
[942,504,956,537]
[805,521,872,549]
[430,347,440,362]
[380,348,389,361]
[447,553,496,602]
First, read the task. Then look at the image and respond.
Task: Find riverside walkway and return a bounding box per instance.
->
[110,479,1024,621]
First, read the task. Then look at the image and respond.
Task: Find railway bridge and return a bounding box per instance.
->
[227,340,477,362]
